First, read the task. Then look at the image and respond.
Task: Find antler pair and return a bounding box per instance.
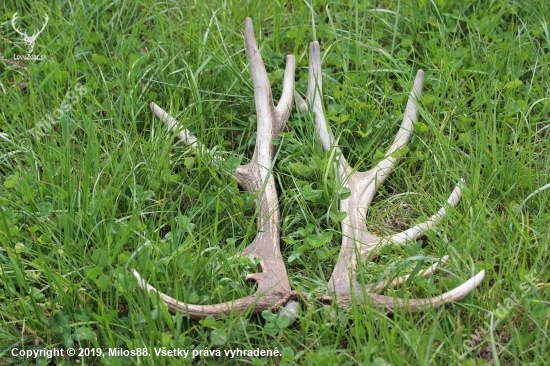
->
[133,18,485,319]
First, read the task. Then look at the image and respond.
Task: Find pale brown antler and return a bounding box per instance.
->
[295,41,485,311]
[133,18,296,319]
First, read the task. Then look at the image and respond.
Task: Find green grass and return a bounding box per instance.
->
[1,0,549,365]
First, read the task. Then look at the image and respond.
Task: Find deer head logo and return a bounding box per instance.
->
[11,12,49,54]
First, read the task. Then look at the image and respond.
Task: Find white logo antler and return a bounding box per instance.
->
[11,11,49,54]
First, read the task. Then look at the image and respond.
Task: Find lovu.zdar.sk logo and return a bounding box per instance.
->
[11,11,49,55]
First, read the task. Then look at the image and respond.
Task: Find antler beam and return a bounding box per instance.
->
[295,41,485,311]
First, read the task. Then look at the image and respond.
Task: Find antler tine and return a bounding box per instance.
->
[362,270,486,311]
[365,256,450,293]
[382,180,463,246]
[134,18,296,319]
[150,102,212,157]
[274,54,296,127]
[298,41,485,311]
[371,70,424,188]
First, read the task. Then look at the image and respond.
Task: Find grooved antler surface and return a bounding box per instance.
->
[134,20,485,320]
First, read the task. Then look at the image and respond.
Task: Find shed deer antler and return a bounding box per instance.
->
[133,18,296,319]
[133,20,485,319]
[294,41,485,311]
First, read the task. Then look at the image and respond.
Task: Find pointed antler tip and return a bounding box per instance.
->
[415,69,425,83]
[244,18,257,47]
[476,270,486,282]
[310,41,320,51]
[150,102,164,117]
[460,270,486,293]
[245,17,253,31]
